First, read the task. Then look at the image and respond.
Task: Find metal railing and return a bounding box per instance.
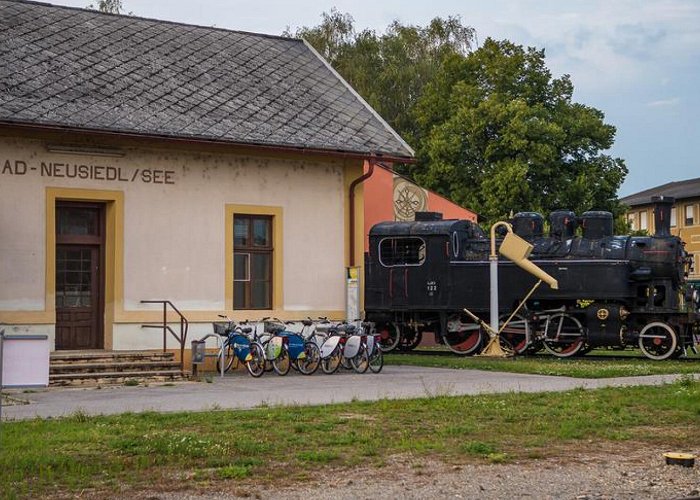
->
[140,300,188,371]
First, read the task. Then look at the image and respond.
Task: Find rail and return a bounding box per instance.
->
[140,300,189,371]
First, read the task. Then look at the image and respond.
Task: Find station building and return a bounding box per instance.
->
[621,177,700,285]
[0,0,414,356]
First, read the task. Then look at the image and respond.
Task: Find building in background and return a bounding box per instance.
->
[621,177,700,284]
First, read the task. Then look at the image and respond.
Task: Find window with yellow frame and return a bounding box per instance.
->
[225,204,283,311]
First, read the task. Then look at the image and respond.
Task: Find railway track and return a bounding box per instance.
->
[388,348,700,362]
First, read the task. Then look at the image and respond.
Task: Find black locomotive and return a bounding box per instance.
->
[365,196,700,360]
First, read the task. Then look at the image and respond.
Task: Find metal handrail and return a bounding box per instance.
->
[140,300,189,371]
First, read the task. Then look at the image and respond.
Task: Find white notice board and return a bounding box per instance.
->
[0,334,50,387]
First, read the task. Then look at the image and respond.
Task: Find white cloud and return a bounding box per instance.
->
[647,97,680,107]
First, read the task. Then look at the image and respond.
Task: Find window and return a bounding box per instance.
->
[686,205,695,226]
[670,207,677,227]
[379,237,426,267]
[233,215,272,309]
[639,211,648,231]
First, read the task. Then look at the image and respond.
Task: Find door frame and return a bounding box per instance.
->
[46,188,124,351]
[55,201,106,350]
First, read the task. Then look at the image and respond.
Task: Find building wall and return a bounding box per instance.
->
[0,132,359,350]
[626,197,700,281]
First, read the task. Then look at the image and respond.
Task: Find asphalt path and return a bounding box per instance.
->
[1,366,695,421]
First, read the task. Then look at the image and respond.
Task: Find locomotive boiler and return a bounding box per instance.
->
[365,196,700,360]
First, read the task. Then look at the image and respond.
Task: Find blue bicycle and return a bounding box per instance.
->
[213,316,265,377]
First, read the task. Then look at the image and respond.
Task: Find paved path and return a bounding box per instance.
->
[1,366,694,420]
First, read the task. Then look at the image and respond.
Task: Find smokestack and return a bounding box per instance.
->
[652,195,674,237]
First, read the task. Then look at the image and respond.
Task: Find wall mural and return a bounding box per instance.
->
[393,177,428,221]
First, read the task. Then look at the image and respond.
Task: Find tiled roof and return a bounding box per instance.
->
[0,0,414,159]
[621,177,700,206]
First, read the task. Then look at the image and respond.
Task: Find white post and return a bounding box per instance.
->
[489,255,499,336]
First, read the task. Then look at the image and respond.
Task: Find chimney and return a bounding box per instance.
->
[652,195,674,237]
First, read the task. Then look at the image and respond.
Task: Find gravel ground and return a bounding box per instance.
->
[129,445,700,500]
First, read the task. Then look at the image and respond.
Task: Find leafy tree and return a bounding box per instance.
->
[288,15,626,226]
[286,11,474,146]
[412,39,627,223]
[88,0,125,14]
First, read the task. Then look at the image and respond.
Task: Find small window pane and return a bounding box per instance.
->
[234,218,249,246]
[252,219,271,247]
[233,281,246,309]
[57,207,98,235]
[639,212,648,231]
[252,253,270,280]
[379,237,426,267]
[251,281,270,309]
[686,205,695,226]
[670,207,677,227]
[234,253,249,280]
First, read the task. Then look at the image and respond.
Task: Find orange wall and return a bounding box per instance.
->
[364,164,477,250]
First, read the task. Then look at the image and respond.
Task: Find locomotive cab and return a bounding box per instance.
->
[366,218,485,318]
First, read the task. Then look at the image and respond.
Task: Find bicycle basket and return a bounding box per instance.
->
[263,320,285,334]
[212,322,229,336]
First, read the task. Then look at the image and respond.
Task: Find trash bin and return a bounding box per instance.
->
[191,340,206,364]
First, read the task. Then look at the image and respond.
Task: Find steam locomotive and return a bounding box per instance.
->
[365,196,700,360]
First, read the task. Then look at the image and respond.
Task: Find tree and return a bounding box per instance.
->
[88,0,125,14]
[412,39,627,224]
[286,11,474,146]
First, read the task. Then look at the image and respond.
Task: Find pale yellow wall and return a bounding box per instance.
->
[0,134,358,349]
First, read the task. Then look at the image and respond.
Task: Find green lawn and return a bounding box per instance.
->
[385,348,700,378]
[3,378,700,498]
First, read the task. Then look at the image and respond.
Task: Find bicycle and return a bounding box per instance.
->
[213,315,266,377]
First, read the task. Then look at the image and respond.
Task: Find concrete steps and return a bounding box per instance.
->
[50,350,187,386]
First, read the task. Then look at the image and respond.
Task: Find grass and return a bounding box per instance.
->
[385,348,700,378]
[2,379,700,497]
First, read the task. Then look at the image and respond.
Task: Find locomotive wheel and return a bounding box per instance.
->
[543,313,585,358]
[638,322,678,361]
[443,323,484,356]
[376,322,401,352]
[398,326,423,351]
[498,313,530,355]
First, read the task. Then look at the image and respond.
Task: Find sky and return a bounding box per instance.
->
[46,0,700,197]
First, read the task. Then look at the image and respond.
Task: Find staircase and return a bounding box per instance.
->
[50,350,187,387]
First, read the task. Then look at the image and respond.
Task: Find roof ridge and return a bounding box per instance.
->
[301,39,415,158]
[5,0,305,43]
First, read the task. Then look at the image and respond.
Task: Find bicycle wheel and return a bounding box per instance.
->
[368,346,383,373]
[272,345,291,376]
[215,343,235,373]
[246,342,265,377]
[321,346,342,374]
[350,345,369,374]
[297,342,321,375]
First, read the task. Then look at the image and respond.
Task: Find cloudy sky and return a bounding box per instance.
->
[48,0,700,196]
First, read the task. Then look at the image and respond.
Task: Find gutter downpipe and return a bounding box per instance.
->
[348,157,377,267]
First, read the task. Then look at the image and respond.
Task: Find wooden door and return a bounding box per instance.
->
[55,203,105,350]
